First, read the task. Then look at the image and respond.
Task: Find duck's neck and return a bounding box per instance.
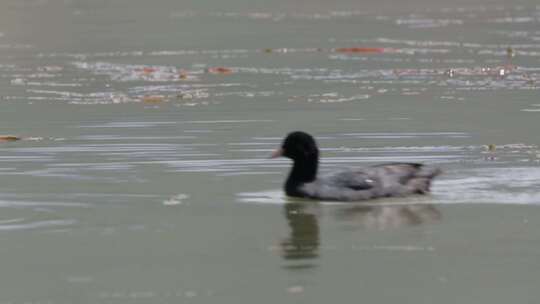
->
[285,156,318,197]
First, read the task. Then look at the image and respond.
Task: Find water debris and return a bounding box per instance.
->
[0,135,21,142]
[10,78,26,85]
[260,47,322,54]
[0,136,64,142]
[37,65,63,72]
[142,95,166,103]
[178,71,189,79]
[289,92,370,103]
[334,47,387,53]
[73,61,198,82]
[141,67,156,74]
[287,286,304,294]
[483,144,497,161]
[506,46,515,59]
[206,67,234,74]
[163,194,190,206]
[481,143,540,162]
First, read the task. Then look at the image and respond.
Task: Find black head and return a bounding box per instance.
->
[272,131,320,196]
[280,131,319,161]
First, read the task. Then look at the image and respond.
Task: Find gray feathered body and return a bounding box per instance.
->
[298,163,441,201]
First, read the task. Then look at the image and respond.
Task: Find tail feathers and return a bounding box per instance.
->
[415,165,442,179]
[406,177,432,194]
[408,165,442,194]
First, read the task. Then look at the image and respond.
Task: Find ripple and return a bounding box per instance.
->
[0,200,88,208]
[77,135,195,141]
[163,193,190,206]
[395,18,464,28]
[237,190,297,205]
[342,132,470,139]
[0,219,77,231]
[73,61,198,82]
[434,167,540,205]
[78,121,177,128]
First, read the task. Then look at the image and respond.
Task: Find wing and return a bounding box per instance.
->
[370,163,441,193]
[319,169,376,191]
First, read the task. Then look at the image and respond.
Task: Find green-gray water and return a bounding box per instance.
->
[1,0,540,303]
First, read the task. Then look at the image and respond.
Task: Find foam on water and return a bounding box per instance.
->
[434,167,540,204]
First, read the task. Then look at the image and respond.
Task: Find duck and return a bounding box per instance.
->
[271,131,441,201]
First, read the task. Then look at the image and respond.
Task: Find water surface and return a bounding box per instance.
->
[1,0,540,303]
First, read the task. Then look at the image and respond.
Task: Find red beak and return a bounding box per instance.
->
[270,148,283,158]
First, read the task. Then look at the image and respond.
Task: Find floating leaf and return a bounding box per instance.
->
[141,67,156,74]
[206,67,234,74]
[335,47,386,53]
[0,135,21,142]
[142,95,166,103]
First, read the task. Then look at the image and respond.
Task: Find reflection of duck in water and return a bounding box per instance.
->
[280,203,320,263]
[335,203,441,230]
[278,201,441,270]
